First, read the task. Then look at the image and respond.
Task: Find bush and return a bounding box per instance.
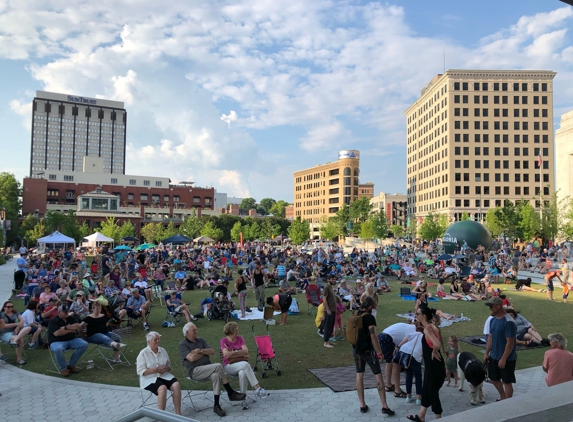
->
[0,256,6,266]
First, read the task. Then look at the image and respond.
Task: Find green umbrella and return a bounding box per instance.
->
[135,243,157,250]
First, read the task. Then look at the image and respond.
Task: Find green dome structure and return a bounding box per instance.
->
[442,220,492,253]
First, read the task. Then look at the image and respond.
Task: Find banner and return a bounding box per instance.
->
[240,232,243,248]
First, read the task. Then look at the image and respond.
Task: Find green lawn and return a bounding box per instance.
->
[6,279,573,390]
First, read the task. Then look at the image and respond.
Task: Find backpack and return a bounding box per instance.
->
[346,311,365,345]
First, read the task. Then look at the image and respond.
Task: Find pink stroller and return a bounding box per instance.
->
[251,325,282,378]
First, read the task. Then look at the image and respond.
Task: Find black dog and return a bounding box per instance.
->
[457,351,487,405]
[515,277,532,291]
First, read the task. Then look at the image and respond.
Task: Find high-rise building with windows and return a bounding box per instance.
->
[293,150,373,238]
[405,70,556,223]
[30,90,127,176]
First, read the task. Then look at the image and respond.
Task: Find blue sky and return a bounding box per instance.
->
[1,0,573,202]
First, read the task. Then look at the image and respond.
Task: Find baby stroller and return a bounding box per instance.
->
[251,325,282,378]
[206,285,233,323]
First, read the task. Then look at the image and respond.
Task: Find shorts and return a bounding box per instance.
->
[278,294,292,312]
[353,348,381,375]
[0,331,15,343]
[563,292,569,299]
[516,331,526,341]
[488,358,516,384]
[144,377,178,395]
[546,280,554,291]
[127,310,141,318]
[377,332,396,363]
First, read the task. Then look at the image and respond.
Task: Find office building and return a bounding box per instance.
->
[405,69,556,222]
[555,110,573,203]
[370,192,407,227]
[30,90,127,176]
[293,150,373,235]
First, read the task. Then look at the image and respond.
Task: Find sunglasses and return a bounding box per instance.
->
[5,305,14,308]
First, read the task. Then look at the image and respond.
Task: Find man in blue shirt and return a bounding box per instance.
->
[17,252,30,275]
[484,296,517,400]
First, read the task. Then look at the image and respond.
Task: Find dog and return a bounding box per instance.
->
[457,351,487,405]
[515,277,532,291]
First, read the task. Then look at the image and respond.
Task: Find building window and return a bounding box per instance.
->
[49,174,57,181]
[111,178,118,184]
[329,169,339,176]
[63,175,74,182]
[193,196,200,203]
[140,194,148,200]
[128,193,134,200]
[164,195,170,201]
[143,180,150,186]
[92,198,108,210]
[173,195,180,202]
[329,188,339,194]
[129,179,136,185]
[155,181,162,187]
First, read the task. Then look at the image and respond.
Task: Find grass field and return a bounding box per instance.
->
[5,277,572,390]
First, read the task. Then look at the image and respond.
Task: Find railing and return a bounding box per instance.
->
[113,407,201,422]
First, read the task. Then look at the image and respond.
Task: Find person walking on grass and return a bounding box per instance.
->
[322,274,337,348]
[353,296,395,417]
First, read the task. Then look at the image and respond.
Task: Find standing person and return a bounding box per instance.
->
[406,306,446,422]
[544,270,562,301]
[322,274,337,349]
[542,333,573,387]
[353,296,395,416]
[266,294,292,325]
[378,322,417,396]
[251,262,267,311]
[136,331,182,416]
[235,269,249,319]
[484,296,517,401]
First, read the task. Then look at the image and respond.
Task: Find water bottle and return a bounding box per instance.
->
[460,313,464,319]
[87,360,94,370]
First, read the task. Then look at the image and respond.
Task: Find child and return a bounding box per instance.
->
[561,280,570,303]
[445,335,460,387]
[436,279,447,298]
[333,296,346,341]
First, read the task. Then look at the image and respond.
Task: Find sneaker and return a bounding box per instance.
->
[324,343,334,348]
[0,355,7,364]
[112,358,122,363]
[241,400,250,410]
[213,404,226,417]
[317,329,323,337]
[381,407,395,416]
[17,359,26,365]
[169,322,176,328]
[406,396,414,403]
[255,387,269,399]
[29,342,38,349]
[191,315,198,321]
[117,343,127,348]
[143,323,150,331]
[416,399,422,405]
[9,341,18,348]
[329,337,337,342]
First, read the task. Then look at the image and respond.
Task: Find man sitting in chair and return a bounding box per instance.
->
[166,292,197,323]
[126,289,151,331]
[178,322,246,417]
[47,304,89,377]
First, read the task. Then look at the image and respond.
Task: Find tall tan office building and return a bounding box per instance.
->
[293,150,372,235]
[405,70,556,222]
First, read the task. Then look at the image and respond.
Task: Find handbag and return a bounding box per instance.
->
[227,353,248,364]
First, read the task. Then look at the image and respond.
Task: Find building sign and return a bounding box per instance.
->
[386,202,391,222]
[338,150,360,159]
[67,95,97,105]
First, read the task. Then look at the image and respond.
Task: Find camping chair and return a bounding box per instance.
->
[127,307,151,329]
[180,366,214,412]
[460,265,472,277]
[305,285,322,315]
[84,326,132,370]
[151,285,164,307]
[46,345,76,376]
[163,293,185,327]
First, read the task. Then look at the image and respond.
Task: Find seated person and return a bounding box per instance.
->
[337,281,357,309]
[39,284,57,305]
[278,278,296,295]
[133,274,153,302]
[41,297,60,324]
[412,280,432,298]
[0,301,27,364]
[126,289,151,331]
[460,278,481,300]
[153,267,166,289]
[121,281,133,298]
[402,263,416,280]
[389,262,402,279]
[55,280,70,301]
[443,263,459,280]
[375,275,391,293]
[47,304,89,376]
[67,282,92,301]
[178,322,246,417]
[174,269,187,290]
[505,308,544,346]
[69,291,90,320]
[81,301,125,362]
[220,322,268,403]
[166,291,197,323]
[81,273,97,294]
[532,257,548,273]
[449,279,465,299]
[136,331,182,415]
[21,299,44,349]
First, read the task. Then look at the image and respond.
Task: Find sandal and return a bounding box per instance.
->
[406,415,424,422]
[384,384,395,392]
[360,405,369,413]
[394,391,408,398]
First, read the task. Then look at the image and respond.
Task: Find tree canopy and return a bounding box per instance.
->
[288,216,310,245]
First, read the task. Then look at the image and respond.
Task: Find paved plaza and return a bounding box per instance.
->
[0,256,559,422]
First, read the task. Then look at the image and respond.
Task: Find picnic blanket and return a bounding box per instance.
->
[397,313,471,328]
[398,294,439,302]
[459,335,548,351]
[308,364,407,393]
[231,309,280,321]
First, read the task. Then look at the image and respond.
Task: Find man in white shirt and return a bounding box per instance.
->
[18,245,27,255]
[378,322,417,396]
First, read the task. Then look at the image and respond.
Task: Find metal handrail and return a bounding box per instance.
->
[113,406,201,422]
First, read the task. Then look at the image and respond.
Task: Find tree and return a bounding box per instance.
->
[20,214,39,246]
[350,197,373,223]
[461,212,471,221]
[259,198,276,214]
[333,204,351,236]
[179,210,204,239]
[215,214,242,241]
[0,172,22,245]
[540,193,560,242]
[484,208,503,238]
[239,197,257,210]
[269,200,289,218]
[45,210,84,242]
[418,212,448,241]
[405,217,417,240]
[370,210,388,239]
[79,221,91,239]
[319,216,339,241]
[391,224,405,238]
[230,221,243,242]
[158,221,177,241]
[260,218,281,240]
[287,216,310,245]
[141,223,162,244]
[201,221,223,240]
[28,218,47,245]
[359,220,374,239]
[99,216,122,243]
[517,202,540,242]
[119,220,136,240]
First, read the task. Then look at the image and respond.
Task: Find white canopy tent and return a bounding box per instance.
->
[83,232,115,248]
[37,231,76,252]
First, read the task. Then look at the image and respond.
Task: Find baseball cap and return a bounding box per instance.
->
[484,296,503,307]
[49,297,58,302]
[84,272,92,277]
[58,304,69,312]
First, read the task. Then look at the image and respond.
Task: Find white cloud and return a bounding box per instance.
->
[218,170,250,197]
[220,110,238,128]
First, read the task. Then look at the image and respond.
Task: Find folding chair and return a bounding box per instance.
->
[140,386,172,408]
[180,366,214,412]
[127,307,151,329]
[84,326,132,370]
[305,285,322,315]
[46,345,77,376]
[218,349,256,410]
[163,293,185,328]
[151,285,164,307]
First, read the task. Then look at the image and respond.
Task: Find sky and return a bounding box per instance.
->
[1,0,573,203]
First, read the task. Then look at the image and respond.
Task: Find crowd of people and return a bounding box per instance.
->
[1,237,572,418]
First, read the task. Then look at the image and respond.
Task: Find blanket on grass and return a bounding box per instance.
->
[398,294,439,301]
[396,313,471,328]
[459,335,547,351]
[231,309,281,321]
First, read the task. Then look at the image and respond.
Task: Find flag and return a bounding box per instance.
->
[538,155,542,168]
